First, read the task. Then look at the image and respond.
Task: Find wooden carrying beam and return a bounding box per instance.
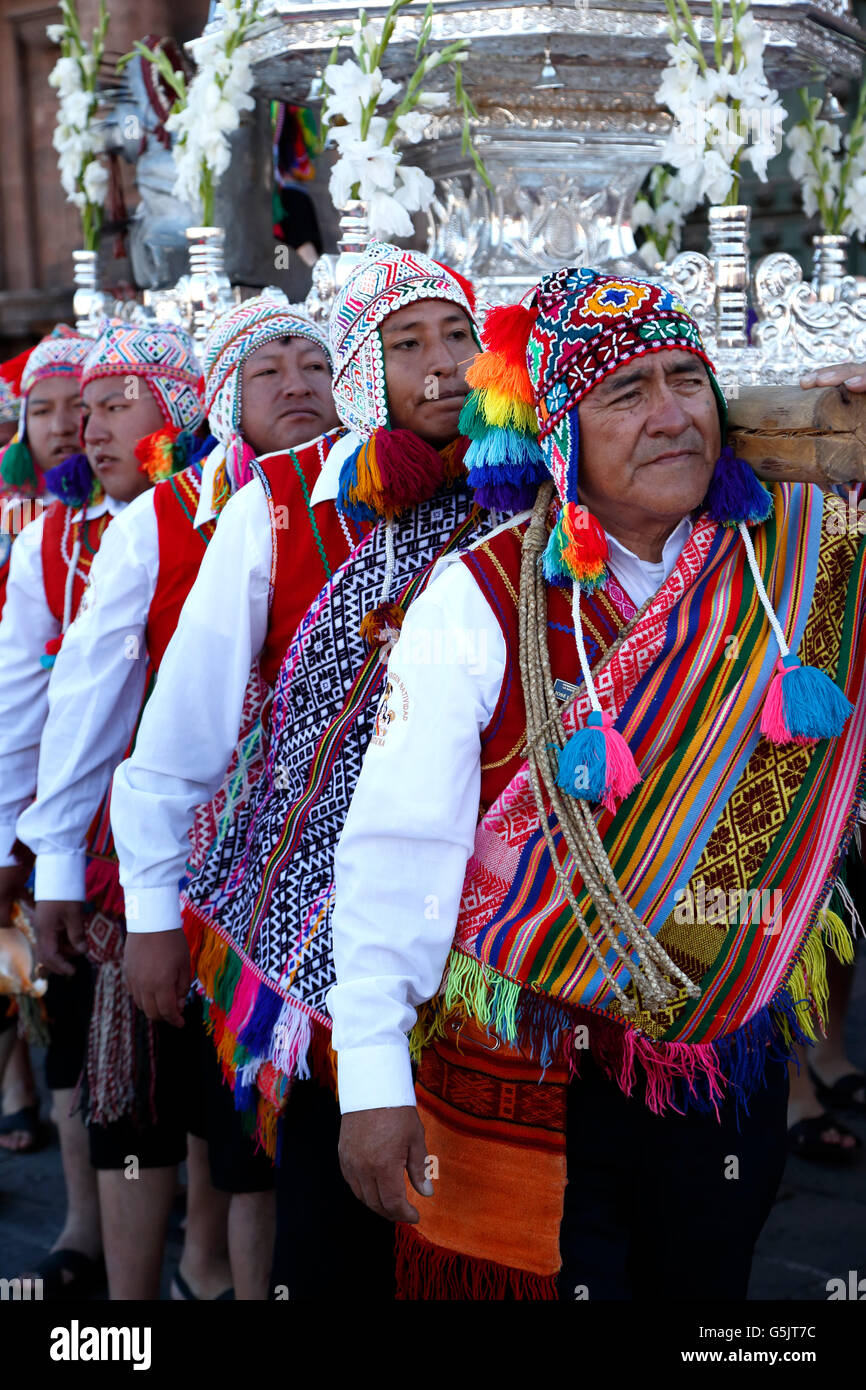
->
[728,384,866,485]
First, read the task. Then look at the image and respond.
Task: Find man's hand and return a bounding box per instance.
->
[33,900,86,975]
[800,362,866,392]
[123,931,190,1028]
[0,863,31,930]
[339,1105,433,1223]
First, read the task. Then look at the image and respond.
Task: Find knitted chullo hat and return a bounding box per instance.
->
[330,241,478,523]
[203,290,332,513]
[78,320,205,489]
[329,241,478,648]
[464,266,852,812]
[0,326,90,490]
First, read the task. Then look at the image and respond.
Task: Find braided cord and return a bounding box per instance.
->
[518,482,699,1018]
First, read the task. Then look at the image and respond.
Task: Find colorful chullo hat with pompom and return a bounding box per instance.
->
[203,290,333,515]
[0,326,91,492]
[77,319,206,491]
[465,266,852,812]
[329,241,478,648]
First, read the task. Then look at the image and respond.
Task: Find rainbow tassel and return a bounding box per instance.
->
[542,501,608,592]
[555,709,642,814]
[761,654,853,745]
[134,425,196,484]
[465,350,535,404]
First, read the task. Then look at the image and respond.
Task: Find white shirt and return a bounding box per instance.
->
[109,431,357,934]
[16,450,226,901]
[0,494,126,871]
[328,520,690,1113]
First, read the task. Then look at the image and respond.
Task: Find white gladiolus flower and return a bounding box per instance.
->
[82,159,109,204]
[368,189,415,238]
[631,198,654,230]
[702,149,735,204]
[48,56,82,95]
[323,60,384,125]
[395,110,431,143]
[80,53,96,78]
[416,91,450,108]
[62,89,93,129]
[46,23,65,43]
[394,162,435,210]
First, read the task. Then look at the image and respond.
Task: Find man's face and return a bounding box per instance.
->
[239,336,338,456]
[25,375,83,473]
[82,376,165,503]
[576,349,721,532]
[381,300,474,448]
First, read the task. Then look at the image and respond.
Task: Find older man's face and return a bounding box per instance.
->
[576,349,721,532]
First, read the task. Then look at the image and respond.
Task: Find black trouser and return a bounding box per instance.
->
[556,1055,789,1301]
[270,1081,395,1300]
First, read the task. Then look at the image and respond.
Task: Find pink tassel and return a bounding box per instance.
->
[761,657,794,744]
[598,712,642,814]
[225,969,260,1035]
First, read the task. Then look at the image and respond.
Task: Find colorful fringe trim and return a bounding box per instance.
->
[395,1222,557,1301]
[410,908,854,1117]
[184,904,338,1158]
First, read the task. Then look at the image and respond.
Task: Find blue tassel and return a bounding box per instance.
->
[238,984,283,1055]
[704,445,773,527]
[39,653,57,670]
[555,711,609,802]
[233,1068,256,1115]
[777,656,852,741]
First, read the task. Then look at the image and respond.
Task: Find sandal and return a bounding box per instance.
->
[0,1103,41,1153]
[20,1248,107,1300]
[809,1069,866,1116]
[788,1113,862,1164]
[171,1268,234,1301]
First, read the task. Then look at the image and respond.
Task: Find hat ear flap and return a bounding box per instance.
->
[463,303,547,512]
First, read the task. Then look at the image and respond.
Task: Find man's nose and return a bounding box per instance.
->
[646,384,692,433]
[280,367,312,397]
[425,337,460,382]
[83,412,108,444]
[56,405,81,436]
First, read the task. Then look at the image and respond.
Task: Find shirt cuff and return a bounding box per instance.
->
[336,1042,416,1113]
[0,824,20,868]
[34,852,86,902]
[122,883,182,934]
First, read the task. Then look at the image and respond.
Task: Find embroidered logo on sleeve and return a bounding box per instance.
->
[371,673,410,747]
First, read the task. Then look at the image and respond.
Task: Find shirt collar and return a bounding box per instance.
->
[71,492,126,524]
[308,431,361,508]
[605,515,693,575]
[194,442,226,529]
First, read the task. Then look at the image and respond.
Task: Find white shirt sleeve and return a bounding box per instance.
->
[16,492,157,901]
[0,514,56,867]
[110,479,272,934]
[327,558,507,1113]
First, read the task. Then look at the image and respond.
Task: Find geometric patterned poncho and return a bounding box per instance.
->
[181,484,491,1155]
[397,480,866,1298]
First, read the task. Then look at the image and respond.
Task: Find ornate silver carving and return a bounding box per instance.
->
[752,252,866,377]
